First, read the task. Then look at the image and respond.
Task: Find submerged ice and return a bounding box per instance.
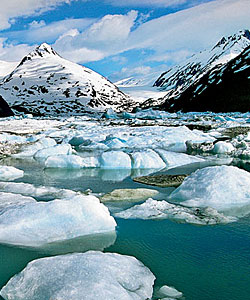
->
[0,251,155,300]
[115,198,235,225]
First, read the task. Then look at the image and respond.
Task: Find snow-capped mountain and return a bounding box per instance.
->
[0,43,134,116]
[141,29,250,108]
[158,44,250,112]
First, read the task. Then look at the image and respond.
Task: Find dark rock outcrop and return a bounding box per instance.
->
[0,95,14,118]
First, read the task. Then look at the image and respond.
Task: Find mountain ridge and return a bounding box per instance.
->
[0,43,134,116]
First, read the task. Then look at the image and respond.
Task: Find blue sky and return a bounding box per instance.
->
[0,0,250,81]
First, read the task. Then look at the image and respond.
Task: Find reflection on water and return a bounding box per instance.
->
[0,231,116,291]
[26,231,117,255]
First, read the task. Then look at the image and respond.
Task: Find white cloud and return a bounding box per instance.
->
[6,18,96,44]
[55,0,250,65]
[104,0,188,7]
[0,0,75,30]
[0,38,35,62]
[28,20,46,29]
[126,0,250,54]
[54,11,138,62]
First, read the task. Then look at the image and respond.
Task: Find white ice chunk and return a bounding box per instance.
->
[104,136,127,149]
[131,149,166,169]
[0,166,24,181]
[45,155,99,169]
[0,194,116,247]
[156,149,204,169]
[0,181,77,200]
[14,137,56,157]
[0,251,155,300]
[157,285,183,299]
[0,133,26,144]
[0,192,36,211]
[34,144,72,160]
[170,165,250,211]
[115,198,235,225]
[100,151,131,169]
[212,141,234,154]
[45,154,84,169]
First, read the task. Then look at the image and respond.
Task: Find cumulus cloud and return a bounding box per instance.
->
[54,10,138,62]
[0,0,75,30]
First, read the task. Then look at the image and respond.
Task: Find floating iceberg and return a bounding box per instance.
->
[0,166,24,181]
[212,141,234,154]
[34,144,72,160]
[100,151,132,169]
[170,165,250,211]
[155,149,204,169]
[14,137,56,157]
[156,285,183,299]
[131,149,166,169]
[45,155,99,169]
[0,192,35,211]
[115,198,236,225]
[0,181,76,199]
[0,251,155,300]
[0,194,116,246]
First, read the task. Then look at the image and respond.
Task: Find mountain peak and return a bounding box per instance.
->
[31,43,59,57]
[17,43,59,67]
[213,29,250,49]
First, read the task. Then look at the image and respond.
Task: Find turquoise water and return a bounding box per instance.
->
[0,159,250,299]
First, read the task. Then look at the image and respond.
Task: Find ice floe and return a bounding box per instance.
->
[131,149,166,169]
[45,154,99,169]
[0,192,35,211]
[0,181,76,199]
[115,198,235,225]
[156,285,183,299]
[212,141,234,154]
[34,144,72,160]
[13,137,56,158]
[155,149,204,169]
[0,194,116,247]
[100,151,132,169]
[0,251,155,300]
[0,166,24,181]
[170,165,250,213]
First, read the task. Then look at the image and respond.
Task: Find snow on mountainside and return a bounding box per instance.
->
[0,44,134,116]
[141,29,250,108]
[158,44,250,112]
[0,61,18,79]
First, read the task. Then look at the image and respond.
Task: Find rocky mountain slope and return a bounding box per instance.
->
[158,45,250,112]
[141,29,250,109]
[0,44,134,116]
